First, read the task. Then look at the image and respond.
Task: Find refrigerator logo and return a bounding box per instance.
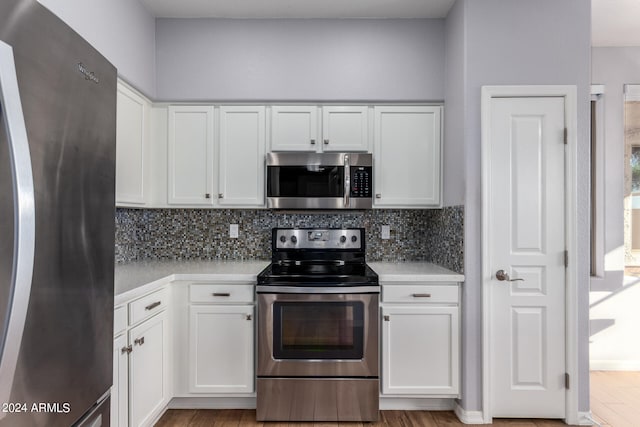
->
[77,63,100,84]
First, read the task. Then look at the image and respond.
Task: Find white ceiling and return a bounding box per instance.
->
[139,0,640,47]
[138,0,456,19]
[592,0,640,46]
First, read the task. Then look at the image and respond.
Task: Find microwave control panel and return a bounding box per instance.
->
[351,167,372,198]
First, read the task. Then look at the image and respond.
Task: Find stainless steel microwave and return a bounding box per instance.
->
[266,152,373,209]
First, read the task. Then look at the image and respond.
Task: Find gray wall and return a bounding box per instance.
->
[155,18,445,101]
[447,0,592,413]
[37,0,156,97]
[443,5,466,207]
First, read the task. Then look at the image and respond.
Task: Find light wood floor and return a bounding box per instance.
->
[590,371,640,427]
[155,371,640,426]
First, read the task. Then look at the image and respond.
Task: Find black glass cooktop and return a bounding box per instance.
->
[257,262,378,286]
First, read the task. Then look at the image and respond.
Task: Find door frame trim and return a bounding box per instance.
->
[480,85,579,424]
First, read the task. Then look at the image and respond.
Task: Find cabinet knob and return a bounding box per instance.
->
[324,139,329,145]
[310,139,316,145]
[376,194,382,199]
[246,314,252,321]
[218,193,224,199]
[121,345,133,355]
[205,193,211,199]
[134,337,145,346]
[383,315,390,322]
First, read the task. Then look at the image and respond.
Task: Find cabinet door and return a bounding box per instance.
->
[218,106,266,206]
[129,312,169,427]
[189,305,254,393]
[381,305,459,395]
[167,106,214,205]
[322,106,370,152]
[373,106,442,207]
[111,334,129,427]
[116,83,149,206]
[270,106,319,152]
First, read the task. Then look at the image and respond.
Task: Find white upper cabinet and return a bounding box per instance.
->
[270,106,319,152]
[167,106,215,206]
[321,106,370,152]
[116,82,150,206]
[218,106,266,207]
[270,106,370,153]
[373,106,442,208]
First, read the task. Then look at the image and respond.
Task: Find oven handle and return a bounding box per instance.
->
[256,285,379,294]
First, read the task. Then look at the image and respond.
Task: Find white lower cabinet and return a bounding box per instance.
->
[381,283,460,397]
[112,334,129,427]
[129,312,170,426]
[170,282,256,397]
[188,305,255,393]
[112,288,171,427]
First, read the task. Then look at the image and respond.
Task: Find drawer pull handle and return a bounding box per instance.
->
[121,345,132,355]
[246,314,252,321]
[134,337,145,346]
[145,301,161,311]
[412,293,432,298]
[383,315,390,321]
[213,292,231,297]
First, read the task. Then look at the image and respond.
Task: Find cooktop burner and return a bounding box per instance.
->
[257,228,378,287]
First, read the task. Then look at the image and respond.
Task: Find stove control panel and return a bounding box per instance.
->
[274,228,363,250]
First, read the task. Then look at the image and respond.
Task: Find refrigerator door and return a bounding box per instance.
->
[0,39,36,421]
[0,1,117,426]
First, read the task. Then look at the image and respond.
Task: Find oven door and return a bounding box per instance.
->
[257,288,378,378]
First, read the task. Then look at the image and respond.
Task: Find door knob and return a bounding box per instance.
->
[495,269,524,282]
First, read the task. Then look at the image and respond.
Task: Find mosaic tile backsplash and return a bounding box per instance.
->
[115,206,464,273]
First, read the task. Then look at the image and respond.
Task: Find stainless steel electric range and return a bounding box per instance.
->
[256,228,380,422]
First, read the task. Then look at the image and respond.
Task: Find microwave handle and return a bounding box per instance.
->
[344,154,350,208]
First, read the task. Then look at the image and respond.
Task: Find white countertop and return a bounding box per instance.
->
[114,260,463,305]
[114,260,270,305]
[368,261,464,282]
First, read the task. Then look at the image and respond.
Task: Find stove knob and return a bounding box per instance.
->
[351,235,358,243]
[290,235,298,244]
[279,235,286,243]
[340,235,347,243]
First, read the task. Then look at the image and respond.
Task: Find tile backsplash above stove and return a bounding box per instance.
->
[115,206,464,273]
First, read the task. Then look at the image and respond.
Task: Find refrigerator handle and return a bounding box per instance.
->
[0,41,36,415]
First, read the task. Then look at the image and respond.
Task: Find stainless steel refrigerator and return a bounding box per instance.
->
[0,0,116,426]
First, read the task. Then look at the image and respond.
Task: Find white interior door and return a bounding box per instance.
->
[487,96,566,418]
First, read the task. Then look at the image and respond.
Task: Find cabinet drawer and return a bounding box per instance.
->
[114,305,127,336]
[382,285,459,304]
[129,288,168,325]
[190,284,254,303]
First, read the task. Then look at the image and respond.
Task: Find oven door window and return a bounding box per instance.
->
[267,166,344,197]
[273,301,364,360]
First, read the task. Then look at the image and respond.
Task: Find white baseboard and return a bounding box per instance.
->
[575,411,600,426]
[590,360,640,371]
[379,397,454,411]
[168,397,256,409]
[454,402,485,424]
